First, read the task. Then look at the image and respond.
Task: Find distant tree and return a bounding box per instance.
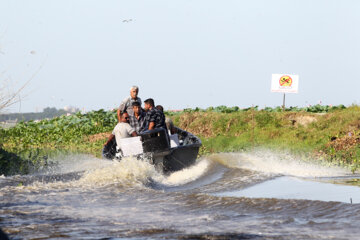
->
[0,107,74,122]
[43,107,57,116]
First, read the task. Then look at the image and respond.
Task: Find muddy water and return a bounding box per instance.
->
[1,151,360,239]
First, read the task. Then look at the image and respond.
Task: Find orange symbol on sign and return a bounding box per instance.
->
[279,75,293,87]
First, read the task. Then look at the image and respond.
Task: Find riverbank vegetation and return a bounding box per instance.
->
[1,105,359,175]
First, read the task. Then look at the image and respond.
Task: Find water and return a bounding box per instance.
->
[216,176,360,203]
[1,151,360,239]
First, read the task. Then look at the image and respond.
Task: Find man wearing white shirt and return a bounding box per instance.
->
[104,112,137,147]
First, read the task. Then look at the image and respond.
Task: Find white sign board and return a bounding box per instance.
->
[271,74,299,93]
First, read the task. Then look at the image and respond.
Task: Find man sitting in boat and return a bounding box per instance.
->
[104,112,138,147]
[117,86,142,122]
[140,98,167,133]
[156,105,176,135]
[129,101,145,134]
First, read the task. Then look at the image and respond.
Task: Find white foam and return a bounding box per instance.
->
[13,156,162,192]
[8,155,212,191]
[79,157,159,187]
[158,159,210,186]
[44,154,113,175]
[213,150,349,178]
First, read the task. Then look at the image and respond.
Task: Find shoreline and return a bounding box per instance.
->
[1,105,360,175]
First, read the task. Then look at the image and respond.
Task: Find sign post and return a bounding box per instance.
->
[271,74,299,110]
[283,93,286,111]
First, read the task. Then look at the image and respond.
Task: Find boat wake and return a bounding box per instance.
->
[1,149,351,192]
[209,150,350,178]
[2,150,360,240]
[79,157,158,187]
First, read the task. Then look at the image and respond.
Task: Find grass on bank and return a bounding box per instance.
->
[171,106,360,171]
[0,105,360,175]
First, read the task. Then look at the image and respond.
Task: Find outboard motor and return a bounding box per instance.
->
[102,137,117,159]
[140,128,170,152]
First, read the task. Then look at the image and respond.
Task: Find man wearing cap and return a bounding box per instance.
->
[117,86,142,121]
[140,98,167,133]
[129,101,145,134]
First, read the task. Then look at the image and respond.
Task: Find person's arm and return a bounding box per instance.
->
[148,111,157,130]
[104,134,115,146]
[117,97,128,122]
[127,124,138,137]
[148,122,155,130]
[117,109,121,122]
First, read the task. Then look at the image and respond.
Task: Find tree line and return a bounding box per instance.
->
[0,107,78,122]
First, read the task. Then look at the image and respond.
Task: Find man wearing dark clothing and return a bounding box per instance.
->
[129,101,145,134]
[156,105,176,135]
[140,98,167,133]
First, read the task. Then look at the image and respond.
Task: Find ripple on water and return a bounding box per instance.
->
[1,151,360,240]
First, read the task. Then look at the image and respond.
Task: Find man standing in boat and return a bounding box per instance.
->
[140,98,167,132]
[104,112,138,147]
[117,86,141,121]
[129,101,145,134]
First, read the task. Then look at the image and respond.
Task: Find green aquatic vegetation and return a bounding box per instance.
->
[0,109,118,175]
[1,105,360,175]
[1,109,117,149]
[0,148,60,175]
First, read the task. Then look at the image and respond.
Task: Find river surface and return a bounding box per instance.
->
[1,151,360,240]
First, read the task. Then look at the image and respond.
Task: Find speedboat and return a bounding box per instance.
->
[102,127,202,173]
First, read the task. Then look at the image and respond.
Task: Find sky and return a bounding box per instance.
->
[0,0,359,113]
